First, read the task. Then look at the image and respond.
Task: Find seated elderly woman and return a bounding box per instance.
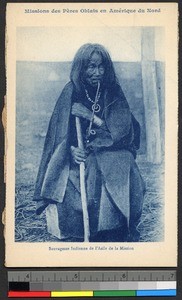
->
[33,43,145,242]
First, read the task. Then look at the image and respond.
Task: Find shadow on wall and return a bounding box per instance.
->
[16,61,165,183]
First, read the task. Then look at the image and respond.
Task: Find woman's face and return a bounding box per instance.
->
[84,52,105,88]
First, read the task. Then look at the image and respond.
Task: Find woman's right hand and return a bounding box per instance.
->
[70,146,87,164]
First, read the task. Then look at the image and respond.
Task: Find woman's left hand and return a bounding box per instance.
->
[71,103,92,121]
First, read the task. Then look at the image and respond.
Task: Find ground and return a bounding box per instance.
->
[15,160,164,243]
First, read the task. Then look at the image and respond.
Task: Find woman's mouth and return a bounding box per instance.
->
[91,78,101,84]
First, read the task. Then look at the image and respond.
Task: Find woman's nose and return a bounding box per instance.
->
[94,67,100,76]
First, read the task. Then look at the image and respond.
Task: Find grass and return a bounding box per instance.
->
[15,160,164,243]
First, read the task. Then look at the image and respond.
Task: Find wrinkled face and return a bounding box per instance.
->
[84,52,105,88]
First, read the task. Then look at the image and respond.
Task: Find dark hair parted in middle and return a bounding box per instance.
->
[70,43,118,93]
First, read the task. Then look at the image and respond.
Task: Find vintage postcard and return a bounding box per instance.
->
[5,3,178,267]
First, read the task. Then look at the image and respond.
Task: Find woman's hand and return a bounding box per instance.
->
[70,146,87,164]
[71,103,92,121]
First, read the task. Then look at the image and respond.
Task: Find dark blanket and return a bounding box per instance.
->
[33,82,143,229]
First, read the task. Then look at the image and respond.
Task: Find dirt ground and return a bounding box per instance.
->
[15,160,164,243]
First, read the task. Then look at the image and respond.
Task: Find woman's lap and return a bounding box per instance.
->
[56,150,144,242]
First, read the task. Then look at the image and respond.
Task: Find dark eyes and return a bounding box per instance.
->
[87,64,105,72]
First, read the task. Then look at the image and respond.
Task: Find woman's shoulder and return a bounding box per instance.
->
[115,83,125,97]
[57,82,74,101]
[61,81,74,94]
[54,82,73,110]
[107,82,126,103]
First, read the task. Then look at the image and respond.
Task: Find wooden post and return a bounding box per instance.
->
[141,28,162,164]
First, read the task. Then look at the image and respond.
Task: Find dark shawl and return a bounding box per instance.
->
[33,82,140,221]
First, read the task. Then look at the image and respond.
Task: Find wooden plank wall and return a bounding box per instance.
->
[141,28,162,164]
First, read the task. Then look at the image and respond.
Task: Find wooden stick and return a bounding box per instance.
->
[75,116,90,242]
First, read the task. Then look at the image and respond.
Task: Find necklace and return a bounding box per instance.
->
[85,88,101,113]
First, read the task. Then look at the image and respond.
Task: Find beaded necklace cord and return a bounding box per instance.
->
[86,82,101,137]
[85,88,101,113]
